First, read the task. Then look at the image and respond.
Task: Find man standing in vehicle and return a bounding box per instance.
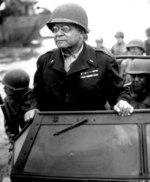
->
[24,3,133,121]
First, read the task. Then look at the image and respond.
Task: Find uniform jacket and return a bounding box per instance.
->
[128,86,150,109]
[111,42,127,56]
[30,43,130,111]
[4,89,32,140]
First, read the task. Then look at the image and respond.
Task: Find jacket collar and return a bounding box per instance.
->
[48,43,98,74]
[48,48,65,72]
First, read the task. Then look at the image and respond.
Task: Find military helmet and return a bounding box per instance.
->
[95,37,103,43]
[115,31,124,38]
[127,59,150,74]
[46,3,89,33]
[2,69,30,90]
[126,39,146,52]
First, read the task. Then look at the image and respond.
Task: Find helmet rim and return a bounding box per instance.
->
[127,59,150,74]
[126,39,146,52]
[46,18,89,33]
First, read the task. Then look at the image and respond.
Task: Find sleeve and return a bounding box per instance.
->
[3,98,19,141]
[106,56,131,106]
[29,54,47,110]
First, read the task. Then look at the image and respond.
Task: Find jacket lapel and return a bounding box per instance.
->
[48,49,65,73]
[47,44,98,74]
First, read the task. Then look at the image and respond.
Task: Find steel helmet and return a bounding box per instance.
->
[127,59,150,74]
[126,39,146,52]
[115,31,124,38]
[2,69,30,90]
[46,3,89,33]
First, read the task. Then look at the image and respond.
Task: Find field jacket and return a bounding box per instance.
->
[30,43,130,111]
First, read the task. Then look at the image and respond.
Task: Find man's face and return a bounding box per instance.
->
[52,23,83,49]
[116,37,123,44]
[131,74,147,93]
[4,86,15,97]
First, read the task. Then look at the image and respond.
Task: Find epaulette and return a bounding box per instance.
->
[46,48,57,54]
[94,47,115,59]
[39,48,58,65]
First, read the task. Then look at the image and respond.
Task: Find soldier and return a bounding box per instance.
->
[126,39,146,56]
[95,37,111,55]
[111,31,127,56]
[24,3,133,122]
[95,37,105,50]
[126,59,150,109]
[120,39,146,85]
[116,59,150,152]
[1,69,32,142]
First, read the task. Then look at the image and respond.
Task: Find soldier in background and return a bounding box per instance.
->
[95,37,106,50]
[119,39,146,85]
[125,59,150,109]
[95,37,112,56]
[115,59,150,152]
[1,69,32,143]
[111,31,127,56]
[1,69,32,182]
[145,27,150,55]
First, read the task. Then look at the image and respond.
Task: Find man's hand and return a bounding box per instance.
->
[24,109,39,122]
[113,100,134,116]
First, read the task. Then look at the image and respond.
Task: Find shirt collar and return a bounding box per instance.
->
[73,43,84,59]
[61,44,84,59]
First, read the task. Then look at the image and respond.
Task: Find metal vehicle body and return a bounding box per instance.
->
[0,0,51,44]
[10,110,150,182]
[7,56,150,181]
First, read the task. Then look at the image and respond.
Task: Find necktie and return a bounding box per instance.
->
[64,57,73,72]
[62,48,74,72]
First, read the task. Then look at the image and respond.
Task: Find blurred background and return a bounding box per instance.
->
[0,0,150,48]
[38,0,150,48]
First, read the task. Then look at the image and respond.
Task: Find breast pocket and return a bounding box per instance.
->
[80,73,99,89]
